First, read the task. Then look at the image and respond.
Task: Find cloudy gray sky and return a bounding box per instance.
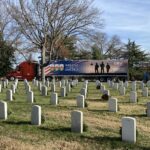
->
[94,0,150,52]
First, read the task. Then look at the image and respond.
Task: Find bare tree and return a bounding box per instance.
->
[6,0,103,82]
[105,35,125,59]
[92,32,108,57]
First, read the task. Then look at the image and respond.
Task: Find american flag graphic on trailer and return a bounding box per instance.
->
[44,65,51,75]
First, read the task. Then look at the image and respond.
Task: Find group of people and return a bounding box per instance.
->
[95,62,110,74]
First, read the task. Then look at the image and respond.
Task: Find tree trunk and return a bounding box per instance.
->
[41,45,46,84]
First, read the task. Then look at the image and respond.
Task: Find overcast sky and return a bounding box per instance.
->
[94,0,150,52]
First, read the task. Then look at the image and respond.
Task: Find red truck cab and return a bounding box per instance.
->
[6,61,39,81]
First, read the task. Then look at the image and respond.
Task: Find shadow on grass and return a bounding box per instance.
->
[57,105,77,110]
[88,109,108,113]
[9,101,27,104]
[129,114,147,118]
[119,113,147,118]
[3,120,31,125]
[40,126,71,132]
[80,135,150,150]
[87,98,101,102]
[80,135,121,142]
[119,101,131,104]
[69,91,80,94]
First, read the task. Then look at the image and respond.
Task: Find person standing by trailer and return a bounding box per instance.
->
[95,62,99,73]
[100,62,105,73]
[106,63,110,73]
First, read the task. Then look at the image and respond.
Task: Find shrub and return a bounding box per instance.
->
[96,85,101,89]
[101,94,109,101]
[85,101,88,107]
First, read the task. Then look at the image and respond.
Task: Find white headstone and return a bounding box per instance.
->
[32,79,36,85]
[142,87,148,97]
[51,83,55,92]
[110,81,114,88]
[113,83,119,90]
[147,80,150,87]
[35,80,38,87]
[2,81,6,88]
[31,105,41,125]
[107,80,111,87]
[45,80,50,87]
[141,81,145,90]
[147,102,150,117]
[71,110,83,133]
[0,101,7,120]
[124,81,128,88]
[85,80,88,84]
[6,90,13,101]
[131,82,136,91]
[108,98,118,112]
[80,88,87,99]
[103,90,110,96]
[61,87,66,97]
[50,93,58,105]
[122,117,136,143]
[38,82,42,91]
[119,81,124,87]
[41,85,47,96]
[76,95,85,108]
[52,78,55,84]
[24,79,27,85]
[96,80,101,86]
[11,84,16,94]
[100,85,105,93]
[27,91,34,103]
[65,79,68,85]
[26,85,31,94]
[66,83,71,93]
[119,86,126,95]
[61,80,65,87]
[14,81,18,89]
[130,91,137,103]
[6,79,9,86]
[59,81,62,87]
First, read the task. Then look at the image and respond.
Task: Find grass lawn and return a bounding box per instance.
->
[0,81,150,150]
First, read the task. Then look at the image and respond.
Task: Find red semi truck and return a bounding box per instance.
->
[6,61,39,81]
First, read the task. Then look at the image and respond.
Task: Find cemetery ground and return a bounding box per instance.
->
[0,81,150,150]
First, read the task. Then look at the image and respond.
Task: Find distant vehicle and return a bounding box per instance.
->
[6,61,39,81]
[6,59,128,81]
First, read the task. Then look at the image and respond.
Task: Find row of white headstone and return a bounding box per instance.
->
[0,101,136,143]
[30,78,79,104]
[99,80,149,103]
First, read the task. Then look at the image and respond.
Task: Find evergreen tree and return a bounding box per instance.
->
[0,33,15,77]
[91,44,102,60]
[125,39,147,79]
